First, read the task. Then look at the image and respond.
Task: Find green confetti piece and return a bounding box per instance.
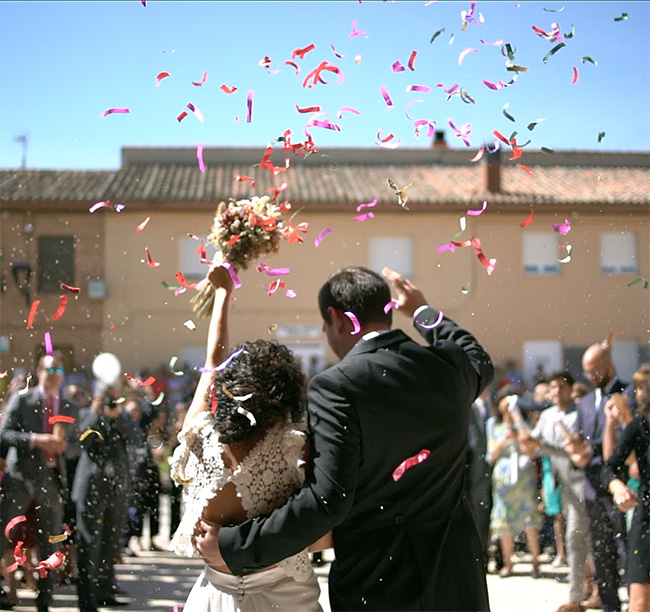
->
[516,138,532,148]
[162,280,182,291]
[506,63,528,72]
[502,43,516,61]
[582,56,597,66]
[614,12,628,22]
[461,283,471,295]
[543,5,565,12]
[541,146,555,154]
[452,217,467,239]
[558,244,572,264]
[430,27,445,43]
[502,103,516,122]
[598,131,606,143]
[628,277,649,289]
[527,118,546,131]
[543,42,566,63]
[510,130,519,141]
[564,24,576,39]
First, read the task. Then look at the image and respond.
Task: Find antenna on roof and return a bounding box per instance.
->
[13,133,28,169]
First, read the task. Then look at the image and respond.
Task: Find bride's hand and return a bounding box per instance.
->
[193,519,227,568]
[207,262,234,293]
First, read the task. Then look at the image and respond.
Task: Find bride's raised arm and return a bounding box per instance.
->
[183,263,234,429]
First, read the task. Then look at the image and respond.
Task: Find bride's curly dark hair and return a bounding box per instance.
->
[212,340,307,445]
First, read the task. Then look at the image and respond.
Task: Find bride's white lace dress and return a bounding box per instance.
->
[168,412,322,611]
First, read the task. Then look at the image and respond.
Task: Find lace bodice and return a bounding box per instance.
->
[168,412,312,582]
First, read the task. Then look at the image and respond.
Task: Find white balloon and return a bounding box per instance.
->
[92,352,122,385]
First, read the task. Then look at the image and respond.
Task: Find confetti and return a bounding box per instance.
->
[470,147,484,162]
[542,42,566,63]
[582,56,597,66]
[527,118,546,131]
[598,131,606,143]
[614,12,628,21]
[349,19,368,38]
[125,373,156,386]
[392,449,430,482]
[292,43,316,59]
[136,217,151,233]
[183,320,197,331]
[169,356,182,375]
[236,407,257,426]
[60,283,80,294]
[467,200,487,216]
[99,108,130,118]
[44,331,53,355]
[145,247,161,267]
[571,66,579,83]
[379,85,394,108]
[27,300,40,328]
[458,47,478,66]
[285,60,300,75]
[436,243,456,253]
[337,106,361,118]
[406,85,431,94]
[330,43,345,58]
[552,219,571,234]
[558,244,572,263]
[199,347,245,374]
[222,262,242,288]
[192,71,208,86]
[354,212,375,222]
[314,227,333,247]
[452,216,467,238]
[186,102,204,122]
[18,374,32,395]
[407,50,417,71]
[430,27,445,43]
[356,199,378,213]
[151,392,166,406]
[502,103,516,122]
[386,179,412,209]
[344,311,361,335]
[196,142,206,173]
[156,72,170,86]
[384,300,398,314]
[4,515,27,541]
[89,200,112,213]
[516,163,532,175]
[448,119,472,147]
[461,284,471,294]
[220,84,238,94]
[302,60,343,88]
[80,429,104,442]
[296,104,321,114]
[285,289,297,298]
[628,277,649,289]
[520,207,535,228]
[415,310,444,329]
[257,263,291,276]
[176,272,197,290]
[48,415,75,425]
[246,90,254,123]
[176,111,188,122]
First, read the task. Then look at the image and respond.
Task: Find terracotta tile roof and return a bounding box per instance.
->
[1,148,648,210]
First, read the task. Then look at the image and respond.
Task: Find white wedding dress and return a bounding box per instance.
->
[168,412,322,612]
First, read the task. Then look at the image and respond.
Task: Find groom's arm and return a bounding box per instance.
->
[210,368,360,574]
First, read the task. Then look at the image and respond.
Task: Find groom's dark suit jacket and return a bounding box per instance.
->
[220,308,494,611]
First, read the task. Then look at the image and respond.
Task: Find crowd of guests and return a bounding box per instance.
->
[0,355,198,611]
[0,339,648,612]
[467,344,650,612]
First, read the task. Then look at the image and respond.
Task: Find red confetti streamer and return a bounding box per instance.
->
[283,221,309,244]
[296,104,321,114]
[156,72,170,86]
[285,60,300,75]
[4,515,27,541]
[51,295,68,321]
[175,272,197,290]
[470,236,497,275]
[136,217,151,233]
[99,108,130,118]
[27,300,40,328]
[330,43,345,58]
[520,207,535,228]
[392,449,430,482]
[344,311,361,334]
[125,373,156,386]
[493,130,511,145]
[376,129,395,143]
[407,50,417,71]
[145,247,161,267]
[234,175,256,189]
[225,235,240,246]
[246,90,254,123]
[384,300,398,314]
[177,111,188,122]
[267,279,286,295]
[192,71,208,86]
[470,147,485,162]
[267,182,288,201]
[60,283,80,294]
[197,142,206,173]
[36,551,65,578]
[220,84,238,94]
[141,0,146,5]
[516,163,532,175]
[302,61,343,88]
[209,384,217,414]
[48,415,75,425]
[571,66,579,83]
[292,44,316,59]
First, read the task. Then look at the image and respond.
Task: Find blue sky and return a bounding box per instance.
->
[0,1,648,170]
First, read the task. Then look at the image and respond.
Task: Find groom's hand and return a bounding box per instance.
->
[193,519,227,568]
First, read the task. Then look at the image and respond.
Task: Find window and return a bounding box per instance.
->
[38,236,75,292]
[178,235,216,279]
[601,232,637,275]
[369,236,413,278]
[523,233,560,275]
[522,340,563,388]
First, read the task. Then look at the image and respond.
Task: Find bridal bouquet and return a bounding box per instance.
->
[190,195,287,317]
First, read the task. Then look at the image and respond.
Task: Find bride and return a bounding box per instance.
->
[168,261,327,611]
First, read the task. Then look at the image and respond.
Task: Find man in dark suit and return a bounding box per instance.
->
[72,388,138,611]
[0,353,78,612]
[194,265,494,611]
[565,342,628,612]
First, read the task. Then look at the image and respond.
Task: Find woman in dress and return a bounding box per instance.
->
[486,385,542,578]
[603,368,650,612]
[168,261,324,611]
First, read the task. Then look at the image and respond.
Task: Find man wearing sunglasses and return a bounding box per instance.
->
[0,352,79,611]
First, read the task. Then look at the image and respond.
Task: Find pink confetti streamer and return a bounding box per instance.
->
[392,61,405,72]
[480,38,504,46]
[416,310,444,329]
[192,71,208,86]
[448,118,472,147]
[99,108,130,118]
[257,263,291,276]
[44,332,53,355]
[344,311,362,334]
[349,19,367,38]
[314,227,333,247]
[383,300,398,314]
[222,262,242,289]
[186,103,204,123]
[356,199,377,212]
[354,212,375,222]
[458,47,478,66]
[470,147,485,162]
[392,449,431,482]
[337,106,361,118]
[467,200,487,216]
[413,119,436,139]
[552,219,571,234]
[285,289,297,298]
[404,99,424,120]
[406,84,431,93]
[246,90,254,123]
[89,201,112,213]
[196,142,206,173]
[136,217,151,233]
[436,243,456,253]
[379,85,394,108]
[156,72,170,86]
[311,119,341,131]
[376,138,402,150]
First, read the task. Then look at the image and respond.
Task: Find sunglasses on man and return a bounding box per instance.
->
[45,367,65,375]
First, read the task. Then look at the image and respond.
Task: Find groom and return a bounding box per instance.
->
[195,265,494,611]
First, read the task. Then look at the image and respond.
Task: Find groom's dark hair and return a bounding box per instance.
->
[318,266,392,327]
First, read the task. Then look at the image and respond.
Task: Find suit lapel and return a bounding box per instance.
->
[343,329,409,360]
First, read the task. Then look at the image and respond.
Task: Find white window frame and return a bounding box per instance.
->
[369,236,414,278]
[523,232,560,276]
[600,232,638,275]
